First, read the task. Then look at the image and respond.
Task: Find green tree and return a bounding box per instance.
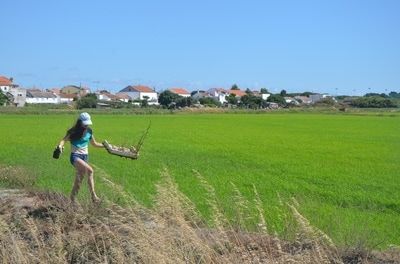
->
[267,94,286,105]
[240,94,262,109]
[176,96,193,107]
[245,88,253,95]
[280,89,287,96]
[231,84,239,90]
[389,91,400,98]
[226,94,238,105]
[199,97,221,107]
[158,90,181,107]
[365,93,388,98]
[76,93,98,109]
[300,91,313,96]
[0,91,9,106]
[260,88,269,94]
[351,96,398,108]
[314,98,336,106]
[141,100,149,107]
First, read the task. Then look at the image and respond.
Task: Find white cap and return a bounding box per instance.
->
[79,112,92,126]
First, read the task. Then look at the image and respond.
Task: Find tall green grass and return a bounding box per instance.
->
[0,113,399,248]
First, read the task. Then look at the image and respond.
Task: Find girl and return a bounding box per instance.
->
[57,112,104,203]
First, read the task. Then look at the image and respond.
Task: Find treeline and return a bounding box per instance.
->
[158,89,286,109]
[350,92,399,108]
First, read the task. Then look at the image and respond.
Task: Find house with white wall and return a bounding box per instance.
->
[309,93,336,103]
[96,90,115,101]
[0,76,27,107]
[115,93,130,103]
[118,85,158,105]
[169,88,191,98]
[284,97,299,105]
[0,76,16,93]
[260,93,271,100]
[191,90,209,101]
[227,89,247,103]
[207,88,228,104]
[59,93,76,104]
[294,96,312,104]
[26,90,59,104]
[7,87,26,107]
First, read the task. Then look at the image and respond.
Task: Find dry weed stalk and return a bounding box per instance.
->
[2,165,394,263]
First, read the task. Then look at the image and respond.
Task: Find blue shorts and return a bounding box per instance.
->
[70,153,89,166]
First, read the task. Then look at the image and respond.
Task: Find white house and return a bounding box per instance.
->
[96,90,114,101]
[207,88,228,104]
[284,97,299,105]
[7,87,26,107]
[118,85,158,105]
[261,93,271,100]
[227,89,247,103]
[59,93,76,104]
[26,90,59,104]
[294,96,312,104]
[0,76,16,93]
[115,93,130,103]
[169,88,191,98]
[0,76,27,107]
[191,90,209,101]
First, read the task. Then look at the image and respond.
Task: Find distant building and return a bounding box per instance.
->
[310,93,327,103]
[191,90,209,101]
[0,76,17,93]
[115,93,130,103]
[169,88,191,98]
[61,85,81,94]
[228,89,247,98]
[96,90,117,101]
[260,93,271,101]
[61,85,90,96]
[7,87,26,107]
[26,89,59,104]
[294,96,312,104]
[0,76,26,107]
[284,97,299,105]
[118,85,158,105]
[47,88,61,95]
[309,93,336,103]
[208,88,228,104]
[59,93,76,104]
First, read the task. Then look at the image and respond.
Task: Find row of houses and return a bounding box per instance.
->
[1,75,332,107]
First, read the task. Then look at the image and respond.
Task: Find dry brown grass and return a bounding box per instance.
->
[0,164,36,188]
[0,166,399,263]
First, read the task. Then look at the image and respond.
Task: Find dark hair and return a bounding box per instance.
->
[67,119,86,141]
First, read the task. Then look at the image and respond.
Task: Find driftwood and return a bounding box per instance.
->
[102,122,151,160]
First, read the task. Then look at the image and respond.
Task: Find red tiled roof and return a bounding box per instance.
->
[116,93,131,99]
[120,85,154,93]
[228,90,246,97]
[169,88,190,95]
[102,92,118,99]
[0,76,12,86]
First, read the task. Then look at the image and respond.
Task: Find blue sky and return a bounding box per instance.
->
[1,0,399,95]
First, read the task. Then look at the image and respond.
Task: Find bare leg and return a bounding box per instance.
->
[71,169,84,203]
[87,170,100,203]
[74,158,100,203]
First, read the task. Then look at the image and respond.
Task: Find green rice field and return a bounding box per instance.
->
[0,112,399,248]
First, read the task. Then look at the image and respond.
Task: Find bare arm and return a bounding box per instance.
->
[57,134,69,149]
[90,135,105,148]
